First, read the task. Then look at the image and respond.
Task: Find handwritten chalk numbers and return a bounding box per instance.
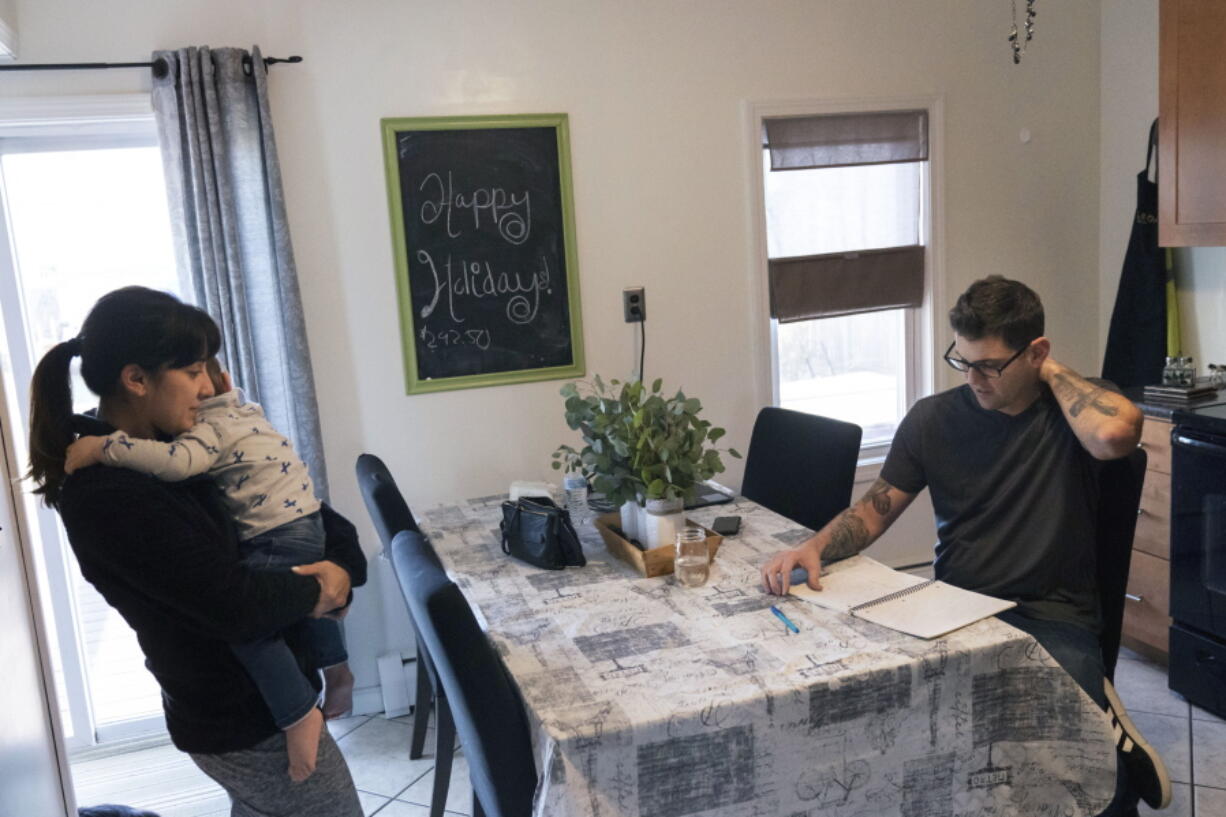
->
[382,114,584,394]
[419,325,492,351]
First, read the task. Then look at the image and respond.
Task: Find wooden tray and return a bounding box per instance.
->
[593,512,722,578]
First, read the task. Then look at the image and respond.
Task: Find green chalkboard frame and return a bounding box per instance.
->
[380,113,585,395]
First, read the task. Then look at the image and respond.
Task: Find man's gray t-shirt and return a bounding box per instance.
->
[880,384,1101,632]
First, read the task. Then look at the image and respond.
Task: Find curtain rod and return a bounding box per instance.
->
[0,55,303,77]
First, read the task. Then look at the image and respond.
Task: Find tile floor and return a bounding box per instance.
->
[1114,646,1226,817]
[71,714,468,817]
[70,647,1226,816]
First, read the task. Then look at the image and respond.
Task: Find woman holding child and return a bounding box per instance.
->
[28,286,366,816]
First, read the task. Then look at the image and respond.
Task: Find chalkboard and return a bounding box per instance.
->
[381,114,585,394]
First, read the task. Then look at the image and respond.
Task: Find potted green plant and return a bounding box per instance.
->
[551,375,645,538]
[553,376,740,548]
[628,379,740,547]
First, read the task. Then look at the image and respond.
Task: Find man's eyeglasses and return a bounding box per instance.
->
[943,340,1028,379]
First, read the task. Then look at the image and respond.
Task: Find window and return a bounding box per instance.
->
[0,97,185,748]
[756,105,937,452]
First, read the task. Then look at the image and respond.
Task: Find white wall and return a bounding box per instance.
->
[1100,0,1226,369]
[1,401,69,812]
[0,0,17,58]
[1171,247,1226,365]
[4,0,1105,706]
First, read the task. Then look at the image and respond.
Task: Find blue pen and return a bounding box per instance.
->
[770,605,800,634]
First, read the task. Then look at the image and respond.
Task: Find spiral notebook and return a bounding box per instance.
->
[788,554,1016,639]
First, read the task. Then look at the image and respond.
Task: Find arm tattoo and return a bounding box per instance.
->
[862,478,892,516]
[1051,373,1119,418]
[825,509,870,560]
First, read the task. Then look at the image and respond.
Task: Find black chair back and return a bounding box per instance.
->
[356,453,419,550]
[741,407,863,532]
[388,530,538,817]
[1095,446,1148,681]
[355,452,448,788]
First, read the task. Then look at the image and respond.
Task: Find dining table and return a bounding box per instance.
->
[418,491,1118,817]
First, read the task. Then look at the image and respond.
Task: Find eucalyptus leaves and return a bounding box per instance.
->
[552,375,741,505]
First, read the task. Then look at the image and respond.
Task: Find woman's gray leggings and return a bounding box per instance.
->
[190,726,362,817]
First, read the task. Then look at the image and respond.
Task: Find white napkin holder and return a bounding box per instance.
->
[509,480,555,502]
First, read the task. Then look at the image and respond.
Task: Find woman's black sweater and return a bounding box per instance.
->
[57,416,367,754]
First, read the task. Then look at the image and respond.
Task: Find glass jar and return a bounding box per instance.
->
[674,527,709,587]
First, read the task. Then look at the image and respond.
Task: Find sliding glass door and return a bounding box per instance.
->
[0,98,186,749]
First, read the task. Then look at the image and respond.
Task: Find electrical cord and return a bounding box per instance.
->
[639,320,646,383]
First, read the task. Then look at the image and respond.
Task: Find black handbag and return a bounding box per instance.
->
[499,496,586,570]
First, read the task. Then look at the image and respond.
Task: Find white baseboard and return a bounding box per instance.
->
[372,650,419,719]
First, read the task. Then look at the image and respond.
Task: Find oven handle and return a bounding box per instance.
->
[1173,432,1226,458]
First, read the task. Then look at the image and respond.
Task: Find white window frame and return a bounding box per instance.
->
[744,95,946,465]
[0,94,170,750]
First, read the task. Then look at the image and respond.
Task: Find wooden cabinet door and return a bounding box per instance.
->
[1160,0,1226,246]
[1122,549,1173,658]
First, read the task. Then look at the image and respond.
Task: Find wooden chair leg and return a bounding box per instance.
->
[410,643,431,759]
[429,696,456,817]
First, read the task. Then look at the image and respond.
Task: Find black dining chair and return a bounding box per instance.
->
[740,407,863,533]
[388,529,538,817]
[355,453,454,817]
[1095,446,1148,682]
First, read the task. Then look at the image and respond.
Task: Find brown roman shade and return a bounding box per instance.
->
[763,109,928,320]
[768,245,925,323]
[762,109,929,171]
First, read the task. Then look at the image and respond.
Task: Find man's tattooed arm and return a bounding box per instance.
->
[1040,357,1142,459]
[824,509,871,560]
[761,477,917,593]
[864,478,893,515]
[1049,372,1119,418]
[821,479,906,560]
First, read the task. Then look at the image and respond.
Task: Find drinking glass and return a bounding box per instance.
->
[674,527,709,587]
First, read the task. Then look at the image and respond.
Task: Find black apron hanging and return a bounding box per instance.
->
[1102,119,1167,388]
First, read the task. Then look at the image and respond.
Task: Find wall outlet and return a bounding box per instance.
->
[623,286,646,323]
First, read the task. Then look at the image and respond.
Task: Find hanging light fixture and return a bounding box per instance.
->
[1009,0,1037,64]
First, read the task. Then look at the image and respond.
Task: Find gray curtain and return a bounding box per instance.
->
[151,45,329,500]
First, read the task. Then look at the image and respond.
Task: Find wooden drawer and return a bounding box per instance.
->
[1134,469,1171,560]
[1139,417,1172,475]
[1121,549,1171,658]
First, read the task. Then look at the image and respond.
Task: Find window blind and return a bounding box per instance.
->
[768,245,925,322]
[762,109,928,171]
[763,109,927,320]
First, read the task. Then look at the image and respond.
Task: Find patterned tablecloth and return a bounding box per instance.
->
[420,494,1117,817]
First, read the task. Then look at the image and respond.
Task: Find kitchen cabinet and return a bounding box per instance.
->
[1159,0,1226,246]
[1122,416,1173,661]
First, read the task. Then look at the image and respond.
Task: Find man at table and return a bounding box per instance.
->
[760,275,1169,815]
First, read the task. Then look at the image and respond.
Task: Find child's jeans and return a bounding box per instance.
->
[230,511,348,729]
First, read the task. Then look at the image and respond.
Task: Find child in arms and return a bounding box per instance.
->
[66,358,353,782]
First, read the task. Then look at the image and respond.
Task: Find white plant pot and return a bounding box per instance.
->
[643,497,685,550]
[619,500,641,542]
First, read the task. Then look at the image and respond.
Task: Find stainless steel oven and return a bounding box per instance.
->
[1169,405,1226,718]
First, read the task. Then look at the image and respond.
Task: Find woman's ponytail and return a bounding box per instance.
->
[28,337,83,508]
